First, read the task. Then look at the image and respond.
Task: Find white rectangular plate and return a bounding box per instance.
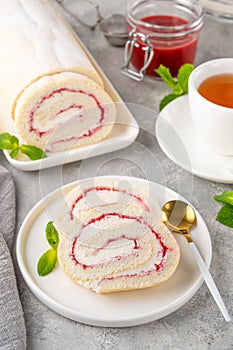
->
[0,35,138,171]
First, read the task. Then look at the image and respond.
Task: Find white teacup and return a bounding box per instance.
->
[188,58,233,155]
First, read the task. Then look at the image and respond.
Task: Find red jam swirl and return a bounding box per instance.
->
[70,213,170,272]
[93,235,140,255]
[70,186,151,220]
[28,88,105,139]
[70,235,140,270]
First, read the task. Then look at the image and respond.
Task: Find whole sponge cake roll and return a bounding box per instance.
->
[56,179,180,294]
[0,0,116,151]
[14,72,116,152]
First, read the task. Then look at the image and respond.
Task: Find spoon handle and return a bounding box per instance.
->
[189,242,231,322]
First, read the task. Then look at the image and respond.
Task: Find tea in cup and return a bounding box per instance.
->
[188,58,233,155]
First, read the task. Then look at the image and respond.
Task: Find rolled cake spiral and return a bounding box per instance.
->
[56,179,180,294]
[0,0,116,151]
[14,72,116,152]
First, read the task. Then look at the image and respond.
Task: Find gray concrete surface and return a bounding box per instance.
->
[1,1,233,349]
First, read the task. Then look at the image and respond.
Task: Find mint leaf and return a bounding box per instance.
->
[20,144,47,160]
[45,221,59,248]
[177,64,194,93]
[37,248,57,276]
[0,133,19,150]
[159,93,178,111]
[155,65,177,89]
[173,84,184,95]
[10,147,20,159]
[10,135,19,147]
[214,192,233,206]
[216,205,233,228]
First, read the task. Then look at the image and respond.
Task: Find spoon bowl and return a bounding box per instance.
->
[161,200,196,242]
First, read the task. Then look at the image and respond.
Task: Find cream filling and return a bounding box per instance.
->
[77,233,166,292]
[72,216,161,268]
[70,189,149,219]
[30,91,103,136]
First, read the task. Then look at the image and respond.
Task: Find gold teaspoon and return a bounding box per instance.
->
[161,200,231,322]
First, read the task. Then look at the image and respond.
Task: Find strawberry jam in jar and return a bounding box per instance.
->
[123,0,204,80]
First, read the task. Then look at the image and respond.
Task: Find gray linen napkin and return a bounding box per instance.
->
[0,165,26,350]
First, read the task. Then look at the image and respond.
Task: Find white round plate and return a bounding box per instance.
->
[16,176,212,327]
[155,95,233,184]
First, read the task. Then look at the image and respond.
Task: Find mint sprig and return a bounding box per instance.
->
[0,133,46,160]
[37,221,59,277]
[214,192,233,228]
[155,63,194,111]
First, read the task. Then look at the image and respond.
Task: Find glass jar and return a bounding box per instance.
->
[122,0,204,80]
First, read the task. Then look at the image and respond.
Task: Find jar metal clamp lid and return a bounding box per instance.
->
[121,29,154,81]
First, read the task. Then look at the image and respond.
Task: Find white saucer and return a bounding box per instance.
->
[155,95,233,183]
[16,176,212,327]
